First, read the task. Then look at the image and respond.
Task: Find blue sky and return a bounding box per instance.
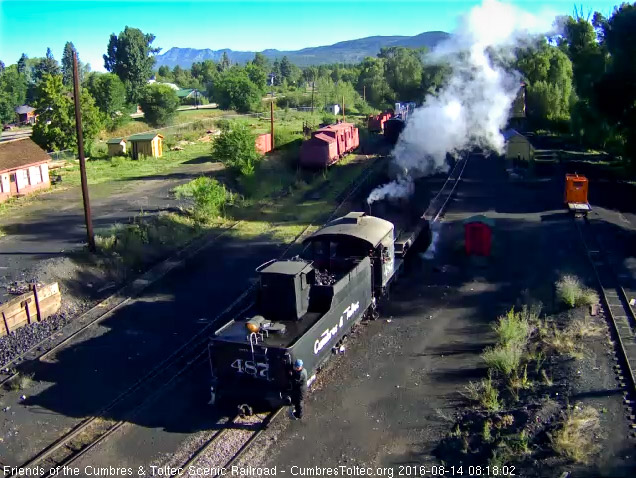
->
[0,0,623,71]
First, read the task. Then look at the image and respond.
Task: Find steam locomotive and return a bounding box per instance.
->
[208,212,408,412]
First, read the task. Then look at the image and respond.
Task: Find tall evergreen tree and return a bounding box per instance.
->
[17,54,28,74]
[33,48,60,82]
[219,52,231,72]
[61,42,78,86]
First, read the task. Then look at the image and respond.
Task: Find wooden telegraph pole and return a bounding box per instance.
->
[342,95,345,122]
[270,100,275,150]
[363,85,366,103]
[311,80,315,114]
[72,50,95,252]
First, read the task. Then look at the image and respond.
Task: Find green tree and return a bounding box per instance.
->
[379,47,423,100]
[0,65,28,123]
[357,57,394,107]
[245,63,267,92]
[103,26,160,103]
[157,65,172,80]
[515,40,574,126]
[32,73,103,152]
[17,54,27,74]
[85,72,128,128]
[212,122,261,176]
[252,52,269,70]
[33,48,60,83]
[61,42,78,86]
[212,67,262,112]
[218,52,231,72]
[593,4,636,160]
[138,83,179,126]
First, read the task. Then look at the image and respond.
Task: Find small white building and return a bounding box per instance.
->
[325,104,341,116]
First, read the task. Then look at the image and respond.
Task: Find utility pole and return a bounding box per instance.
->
[311,79,315,114]
[342,95,345,122]
[270,100,275,150]
[72,50,95,252]
[363,85,366,103]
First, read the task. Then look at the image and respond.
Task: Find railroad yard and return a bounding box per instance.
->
[3,1,636,477]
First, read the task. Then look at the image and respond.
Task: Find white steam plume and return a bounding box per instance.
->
[367,0,556,205]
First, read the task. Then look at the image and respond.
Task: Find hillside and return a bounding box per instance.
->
[155,31,450,68]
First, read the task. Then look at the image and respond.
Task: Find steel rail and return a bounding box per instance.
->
[574,216,636,417]
[179,408,284,476]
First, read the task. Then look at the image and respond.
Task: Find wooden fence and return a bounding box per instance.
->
[0,283,61,337]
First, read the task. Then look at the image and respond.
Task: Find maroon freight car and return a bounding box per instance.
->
[367,111,393,133]
[300,122,359,168]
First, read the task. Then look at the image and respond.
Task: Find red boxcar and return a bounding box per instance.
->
[367,111,393,132]
[299,122,360,168]
[255,133,272,155]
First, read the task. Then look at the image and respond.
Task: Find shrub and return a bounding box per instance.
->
[212,123,262,176]
[555,275,599,308]
[482,344,523,376]
[550,405,600,464]
[464,374,501,411]
[174,177,234,223]
[494,307,533,348]
[5,372,34,391]
[138,84,180,127]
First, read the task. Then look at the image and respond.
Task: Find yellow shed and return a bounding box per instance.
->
[106,138,127,157]
[128,133,164,160]
[503,129,534,161]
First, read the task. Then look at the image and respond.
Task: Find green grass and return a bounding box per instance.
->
[555,275,599,308]
[58,142,213,187]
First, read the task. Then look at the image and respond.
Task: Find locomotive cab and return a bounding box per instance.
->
[303,212,397,296]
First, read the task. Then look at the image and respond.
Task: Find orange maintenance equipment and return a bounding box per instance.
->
[564,174,591,215]
[564,174,588,204]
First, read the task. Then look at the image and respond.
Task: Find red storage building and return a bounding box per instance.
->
[463,215,494,257]
[255,133,272,155]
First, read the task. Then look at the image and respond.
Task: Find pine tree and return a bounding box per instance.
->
[17,54,27,74]
[61,42,77,86]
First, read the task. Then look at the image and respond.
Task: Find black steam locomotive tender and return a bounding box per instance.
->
[208,212,403,412]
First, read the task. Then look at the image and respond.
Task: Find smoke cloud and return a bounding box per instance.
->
[367,0,556,205]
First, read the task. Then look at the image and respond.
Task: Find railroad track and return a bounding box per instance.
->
[3,155,387,476]
[574,216,636,436]
[423,153,469,224]
[0,221,243,388]
[179,408,283,477]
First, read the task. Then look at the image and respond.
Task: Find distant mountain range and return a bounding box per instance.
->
[154,31,450,69]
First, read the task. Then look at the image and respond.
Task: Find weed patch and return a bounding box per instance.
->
[5,372,34,391]
[465,374,501,411]
[549,405,600,464]
[482,344,523,376]
[555,275,599,308]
